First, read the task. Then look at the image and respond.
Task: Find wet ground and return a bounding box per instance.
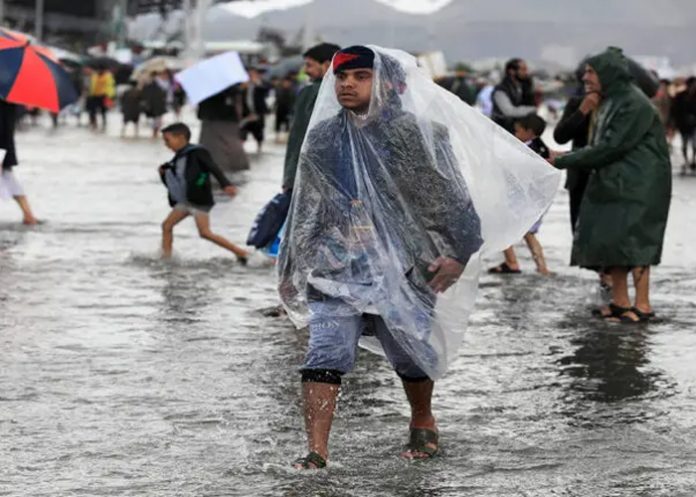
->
[1,115,696,497]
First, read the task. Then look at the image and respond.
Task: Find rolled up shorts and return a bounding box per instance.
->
[173,203,212,216]
[303,298,429,380]
[0,170,25,200]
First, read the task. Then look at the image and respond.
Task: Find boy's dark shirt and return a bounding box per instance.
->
[528,137,550,159]
[159,144,232,208]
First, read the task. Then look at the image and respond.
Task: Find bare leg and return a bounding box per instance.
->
[524,232,550,275]
[193,213,249,259]
[600,266,639,322]
[401,379,437,459]
[13,195,38,225]
[161,209,190,258]
[503,246,520,271]
[295,382,340,467]
[632,266,651,314]
[610,267,631,308]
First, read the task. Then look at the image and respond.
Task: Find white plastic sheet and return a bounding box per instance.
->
[174,51,249,105]
[278,46,561,379]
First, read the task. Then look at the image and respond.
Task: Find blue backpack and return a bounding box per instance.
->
[246,192,291,249]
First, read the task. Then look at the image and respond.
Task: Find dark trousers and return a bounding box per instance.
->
[86,96,107,127]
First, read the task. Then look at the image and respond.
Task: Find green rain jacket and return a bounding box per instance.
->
[555,48,671,268]
[282,81,321,191]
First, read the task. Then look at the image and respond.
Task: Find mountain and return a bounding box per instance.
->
[128,0,696,68]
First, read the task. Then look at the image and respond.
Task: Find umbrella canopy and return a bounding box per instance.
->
[0,29,78,112]
[132,56,186,84]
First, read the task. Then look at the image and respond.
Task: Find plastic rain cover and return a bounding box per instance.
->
[278,46,561,379]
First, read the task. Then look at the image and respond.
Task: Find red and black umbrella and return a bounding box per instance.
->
[0,29,78,112]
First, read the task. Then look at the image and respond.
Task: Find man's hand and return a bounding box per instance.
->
[579,92,601,115]
[547,150,564,167]
[427,256,465,294]
[224,185,239,197]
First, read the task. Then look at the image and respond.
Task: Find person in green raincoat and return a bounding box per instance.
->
[550,47,672,323]
[281,43,341,192]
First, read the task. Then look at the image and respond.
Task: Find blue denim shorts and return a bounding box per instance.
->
[303,299,428,379]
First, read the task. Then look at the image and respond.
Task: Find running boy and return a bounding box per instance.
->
[489,113,551,275]
[158,122,249,263]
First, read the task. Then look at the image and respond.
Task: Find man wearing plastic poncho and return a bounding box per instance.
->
[278,46,560,469]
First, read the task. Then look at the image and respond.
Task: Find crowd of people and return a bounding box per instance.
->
[0,41,683,471]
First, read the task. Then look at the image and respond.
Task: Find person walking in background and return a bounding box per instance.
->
[554,66,597,235]
[86,66,115,130]
[120,81,142,138]
[550,47,672,323]
[281,42,341,193]
[197,85,250,181]
[554,66,612,302]
[274,76,296,143]
[158,123,248,263]
[141,71,169,139]
[491,58,537,132]
[240,67,270,154]
[172,79,186,120]
[0,100,38,225]
[438,66,477,105]
[652,79,673,131]
[475,78,495,117]
[671,77,696,174]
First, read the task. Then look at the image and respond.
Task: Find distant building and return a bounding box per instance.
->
[2,0,123,48]
[126,0,229,16]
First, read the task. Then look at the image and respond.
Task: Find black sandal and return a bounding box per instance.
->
[402,428,439,460]
[292,451,327,469]
[593,303,631,319]
[631,307,655,322]
[488,262,521,274]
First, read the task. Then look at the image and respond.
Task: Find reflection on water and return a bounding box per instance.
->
[1,121,696,496]
[560,329,659,402]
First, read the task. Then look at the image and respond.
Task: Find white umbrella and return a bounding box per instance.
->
[132,56,186,83]
[174,51,249,105]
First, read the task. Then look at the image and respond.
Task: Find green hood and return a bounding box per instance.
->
[587,47,632,97]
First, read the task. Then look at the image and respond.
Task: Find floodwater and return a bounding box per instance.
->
[1,116,696,497]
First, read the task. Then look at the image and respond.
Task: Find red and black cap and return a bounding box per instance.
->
[333,45,375,74]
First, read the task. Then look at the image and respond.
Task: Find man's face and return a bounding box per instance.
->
[248,69,261,83]
[162,132,187,152]
[335,68,373,112]
[304,57,330,81]
[583,65,602,94]
[516,61,529,81]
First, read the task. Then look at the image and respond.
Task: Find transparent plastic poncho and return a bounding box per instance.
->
[278,47,561,379]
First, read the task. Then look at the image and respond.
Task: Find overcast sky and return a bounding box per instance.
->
[130,0,696,69]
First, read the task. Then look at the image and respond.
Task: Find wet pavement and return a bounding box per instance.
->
[1,115,696,497]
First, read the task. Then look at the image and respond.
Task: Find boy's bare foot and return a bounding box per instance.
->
[22,217,39,225]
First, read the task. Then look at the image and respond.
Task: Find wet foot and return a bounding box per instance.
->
[22,217,39,226]
[488,262,521,274]
[292,451,327,470]
[401,423,439,460]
